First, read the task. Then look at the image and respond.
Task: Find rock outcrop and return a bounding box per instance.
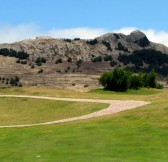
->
[0,30,168,61]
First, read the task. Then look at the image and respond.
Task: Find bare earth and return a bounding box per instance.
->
[0,95,150,128]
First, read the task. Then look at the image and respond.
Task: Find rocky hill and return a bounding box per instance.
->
[0,30,168,90]
[1,30,168,61]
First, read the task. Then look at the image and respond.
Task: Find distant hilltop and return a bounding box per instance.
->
[0,30,168,62]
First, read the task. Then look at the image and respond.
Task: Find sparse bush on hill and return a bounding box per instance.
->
[38,69,43,74]
[110,60,117,67]
[102,41,112,51]
[67,57,72,62]
[104,55,113,61]
[55,58,62,64]
[35,57,46,66]
[74,38,80,41]
[113,33,120,39]
[64,39,72,43]
[86,39,98,45]
[91,56,102,63]
[117,42,128,52]
[76,59,82,68]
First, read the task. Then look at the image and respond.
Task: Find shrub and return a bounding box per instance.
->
[117,42,128,52]
[74,38,80,41]
[76,59,82,68]
[86,39,98,45]
[20,60,27,64]
[104,55,113,61]
[64,39,72,43]
[92,56,102,63]
[67,57,72,62]
[55,58,62,64]
[36,62,42,66]
[38,69,43,73]
[102,41,112,51]
[16,59,20,63]
[113,33,120,39]
[156,83,164,89]
[110,60,117,67]
[146,70,157,88]
[129,74,143,90]
[99,68,131,92]
[31,64,35,69]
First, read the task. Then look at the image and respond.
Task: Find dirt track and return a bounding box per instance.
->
[0,95,150,128]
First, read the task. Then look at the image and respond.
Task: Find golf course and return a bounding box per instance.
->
[0,87,167,161]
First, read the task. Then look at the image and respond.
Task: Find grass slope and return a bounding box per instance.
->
[0,87,167,161]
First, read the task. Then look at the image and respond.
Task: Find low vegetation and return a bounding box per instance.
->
[99,67,162,91]
[86,39,98,45]
[118,49,168,76]
[0,48,29,60]
[55,58,63,64]
[0,76,22,87]
[102,40,112,51]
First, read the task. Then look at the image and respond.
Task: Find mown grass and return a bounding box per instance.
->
[0,97,107,126]
[0,87,167,161]
[0,87,163,101]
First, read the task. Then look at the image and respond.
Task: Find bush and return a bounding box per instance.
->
[102,41,112,51]
[20,60,27,64]
[117,42,128,52]
[67,57,72,62]
[92,56,102,63]
[113,33,120,39]
[129,74,143,90]
[64,39,72,43]
[86,39,98,45]
[156,83,164,89]
[99,68,131,92]
[76,59,82,68]
[74,38,80,41]
[110,60,117,67]
[147,70,157,88]
[38,69,43,73]
[55,58,62,64]
[104,55,113,61]
[36,62,42,66]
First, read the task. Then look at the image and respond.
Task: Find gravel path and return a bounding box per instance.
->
[0,95,150,128]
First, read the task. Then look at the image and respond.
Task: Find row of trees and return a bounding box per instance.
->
[99,68,162,92]
[118,49,168,76]
[0,76,22,87]
[0,48,29,60]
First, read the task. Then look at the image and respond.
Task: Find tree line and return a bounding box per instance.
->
[99,68,163,92]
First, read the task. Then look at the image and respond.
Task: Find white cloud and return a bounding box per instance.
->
[0,24,41,43]
[1,24,168,47]
[48,27,108,39]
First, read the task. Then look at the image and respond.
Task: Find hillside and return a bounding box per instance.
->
[0,30,168,90]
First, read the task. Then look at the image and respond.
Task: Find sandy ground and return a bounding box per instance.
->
[0,95,150,128]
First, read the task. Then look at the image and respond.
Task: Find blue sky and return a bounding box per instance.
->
[1,0,168,45]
